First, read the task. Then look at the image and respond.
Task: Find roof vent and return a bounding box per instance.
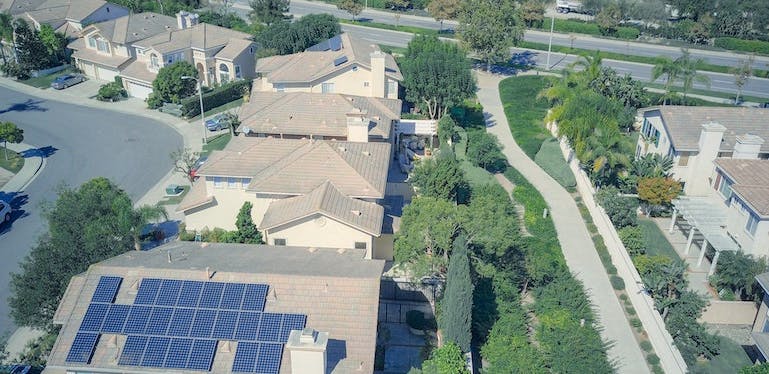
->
[300,328,318,344]
[362,151,370,156]
[307,247,317,253]
[289,115,293,120]
[351,210,362,216]
[337,248,346,254]
[338,146,347,152]
[333,56,349,66]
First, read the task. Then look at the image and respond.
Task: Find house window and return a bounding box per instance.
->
[150,54,159,69]
[717,174,733,199]
[352,66,358,72]
[354,242,367,250]
[321,83,334,93]
[275,84,285,92]
[653,129,660,147]
[235,65,242,79]
[213,177,223,188]
[88,37,96,48]
[387,81,397,96]
[678,152,689,166]
[227,177,238,188]
[96,39,109,53]
[746,213,759,236]
[219,63,230,83]
[273,238,286,246]
[241,178,252,187]
[364,81,370,87]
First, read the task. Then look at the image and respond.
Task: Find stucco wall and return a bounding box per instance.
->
[257,66,398,99]
[265,214,374,259]
[184,182,284,231]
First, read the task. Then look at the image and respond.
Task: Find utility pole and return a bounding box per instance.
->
[182,76,207,145]
[546,14,555,70]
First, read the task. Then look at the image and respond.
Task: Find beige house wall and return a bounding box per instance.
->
[265,214,374,259]
[754,294,769,332]
[257,65,398,99]
[184,180,285,231]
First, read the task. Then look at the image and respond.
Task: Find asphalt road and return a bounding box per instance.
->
[232,0,769,70]
[0,87,182,334]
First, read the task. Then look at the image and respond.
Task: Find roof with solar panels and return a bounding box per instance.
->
[44,241,385,374]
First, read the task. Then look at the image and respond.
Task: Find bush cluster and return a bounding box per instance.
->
[714,37,769,55]
[97,79,127,102]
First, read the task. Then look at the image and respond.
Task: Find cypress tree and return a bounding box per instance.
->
[439,234,473,352]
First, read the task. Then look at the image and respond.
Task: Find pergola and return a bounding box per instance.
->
[669,197,740,276]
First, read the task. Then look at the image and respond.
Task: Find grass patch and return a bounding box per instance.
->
[0,149,25,173]
[339,19,448,37]
[534,138,576,188]
[20,67,78,89]
[201,133,232,156]
[460,160,495,188]
[454,127,468,160]
[638,218,680,262]
[643,83,766,105]
[158,185,190,206]
[691,336,751,374]
[498,75,552,159]
[187,98,244,123]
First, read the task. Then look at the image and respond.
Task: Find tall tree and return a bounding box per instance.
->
[676,49,710,99]
[570,50,603,84]
[234,201,262,244]
[595,2,622,36]
[401,35,476,119]
[651,56,682,104]
[517,0,545,28]
[642,260,688,319]
[170,147,199,183]
[731,55,754,104]
[439,235,473,352]
[257,14,340,55]
[249,0,291,25]
[410,153,470,203]
[38,24,66,65]
[0,12,14,64]
[337,0,364,20]
[152,61,198,104]
[428,0,460,31]
[0,121,23,161]
[115,201,168,251]
[13,19,49,71]
[457,0,522,71]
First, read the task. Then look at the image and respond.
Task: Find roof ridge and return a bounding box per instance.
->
[249,140,317,188]
[323,141,382,197]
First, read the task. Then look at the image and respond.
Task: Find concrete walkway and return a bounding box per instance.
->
[475,71,649,373]
[0,142,45,194]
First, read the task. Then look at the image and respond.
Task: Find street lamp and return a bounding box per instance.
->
[545,14,555,70]
[181,75,206,145]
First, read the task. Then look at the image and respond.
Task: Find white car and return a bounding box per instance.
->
[0,199,10,224]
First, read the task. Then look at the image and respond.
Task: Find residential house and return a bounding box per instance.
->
[751,273,769,362]
[177,136,391,259]
[0,0,128,37]
[239,90,402,143]
[44,241,384,374]
[255,33,402,99]
[636,106,769,195]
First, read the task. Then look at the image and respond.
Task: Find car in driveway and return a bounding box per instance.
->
[205,113,231,131]
[0,199,10,224]
[50,74,85,90]
[189,155,208,180]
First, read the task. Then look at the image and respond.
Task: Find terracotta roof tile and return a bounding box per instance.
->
[714,158,769,217]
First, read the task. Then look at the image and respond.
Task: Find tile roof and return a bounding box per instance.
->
[260,181,384,236]
[240,91,401,140]
[69,39,132,69]
[256,33,402,84]
[215,38,255,60]
[45,242,384,374]
[714,158,769,217]
[2,0,102,18]
[176,180,215,212]
[86,12,177,45]
[642,106,769,152]
[133,22,252,53]
[119,59,156,84]
[197,136,391,198]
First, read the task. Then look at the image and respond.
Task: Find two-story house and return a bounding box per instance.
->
[255,33,402,99]
[177,136,391,259]
[636,106,769,195]
[0,0,128,37]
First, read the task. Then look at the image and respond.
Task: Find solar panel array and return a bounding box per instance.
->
[66,276,307,373]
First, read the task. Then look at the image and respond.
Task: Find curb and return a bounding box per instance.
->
[1,143,45,194]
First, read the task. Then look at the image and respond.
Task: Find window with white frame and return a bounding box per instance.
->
[213,177,223,188]
[96,39,109,53]
[387,81,397,96]
[227,177,238,188]
[746,213,759,236]
[273,238,286,246]
[88,37,97,48]
[321,83,334,93]
[150,54,159,69]
[219,63,230,83]
[354,242,367,250]
[364,81,370,87]
[717,174,733,199]
[235,65,242,79]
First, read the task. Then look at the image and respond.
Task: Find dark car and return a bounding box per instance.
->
[760,102,769,109]
[50,74,85,90]
[205,114,231,131]
[189,155,208,180]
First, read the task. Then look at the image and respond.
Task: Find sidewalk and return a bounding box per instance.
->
[0,142,45,194]
[475,71,650,373]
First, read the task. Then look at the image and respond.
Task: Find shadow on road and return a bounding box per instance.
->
[0,191,30,236]
[19,146,57,159]
[476,51,540,76]
[0,99,48,114]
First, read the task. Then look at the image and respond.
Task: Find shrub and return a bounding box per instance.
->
[632,255,672,275]
[619,293,628,301]
[406,310,436,330]
[631,318,642,329]
[640,340,653,352]
[646,354,660,365]
[146,92,163,109]
[179,79,251,118]
[499,76,551,159]
[652,365,664,374]
[610,275,625,290]
[595,186,638,228]
[467,130,507,173]
[625,305,636,316]
[1,62,30,80]
[714,37,769,55]
[616,27,640,40]
[534,138,577,188]
[97,81,127,102]
[618,226,645,256]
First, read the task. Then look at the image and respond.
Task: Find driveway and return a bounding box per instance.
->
[0,85,182,334]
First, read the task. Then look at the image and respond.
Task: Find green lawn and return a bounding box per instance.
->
[638,218,680,262]
[691,336,752,374]
[201,133,232,156]
[20,67,79,89]
[339,19,447,37]
[0,148,25,173]
[534,138,576,189]
[498,76,552,159]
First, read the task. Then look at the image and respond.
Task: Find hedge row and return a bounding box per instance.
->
[536,19,639,40]
[180,79,251,118]
[714,37,769,55]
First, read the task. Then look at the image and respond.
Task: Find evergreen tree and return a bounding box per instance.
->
[235,201,262,244]
[13,19,49,71]
[439,234,473,352]
[249,0,291,25]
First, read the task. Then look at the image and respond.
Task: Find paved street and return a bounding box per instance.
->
[476,72,649,373]
[0,86,182,334]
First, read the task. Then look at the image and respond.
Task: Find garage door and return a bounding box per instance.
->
[80,62,96,79]
[126,81,153,100]
[96,66,118,82]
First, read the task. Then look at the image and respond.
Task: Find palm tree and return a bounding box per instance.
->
[569,50,603,84]
[676,49,710,100]
[125,205,168,251]
[642,261,688,320]
[651,55,682,104]
[578,127,632,186]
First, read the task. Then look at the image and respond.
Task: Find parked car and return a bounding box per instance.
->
[0,199,10,224]
[760,102,769,109]
[50,74,85,90]
[189,155,208,180]
[205,113,231,131]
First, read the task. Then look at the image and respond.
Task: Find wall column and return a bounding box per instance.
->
[708,250,721,276]
[696,239,709,268]
[669,208,678,233]
[685,227,696,255]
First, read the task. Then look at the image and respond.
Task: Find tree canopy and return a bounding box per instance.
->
[440,235,473,352]
[337,0,364,20]
[428,0,460,30]
[0,121,24,161]
[410,153,470,203]
[415,342,469,374]
[249,0,291,25]
[457,0,522,70]
[257,14,340,55]
[152,61,198,104]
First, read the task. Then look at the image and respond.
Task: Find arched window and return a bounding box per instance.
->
[219,63,230,83]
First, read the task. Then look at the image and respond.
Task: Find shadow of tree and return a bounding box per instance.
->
[0,99,48,114]
[0,191,30,236]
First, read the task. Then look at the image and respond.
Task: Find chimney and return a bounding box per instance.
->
[733,134,764,159]
[346,108,369,143]
[685,122,726,196]
[176,11,188,29]
[370,51,386,98]
[187,12,199,27]
[286,328,329,374]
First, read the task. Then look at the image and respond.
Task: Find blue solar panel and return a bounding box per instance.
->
[257,313,283,342]
[199,282,225,309]
[144,307,173,335]
[232,341,259,373]
[255,343,283,374]
[167,307,195,336]
[329,35,343,51]
[79,303,109,332]
[101,304,131,333]
[177,280,204,308]
[235,312,261,341]
[164,338,193,369]
[187,339,217,371]
[220,283,245,310]
[279,314,307,342]
[333,55,348,66]
[141,336,171,367]
[123,305,152,334]
[118,335,148,366]
[212,310,238,340]
[155,279,183,306]
[65,332,100,363]
[242,284,268,311]
[189,309,216,338]
[91,276,123,303]
[134,278,162,305]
